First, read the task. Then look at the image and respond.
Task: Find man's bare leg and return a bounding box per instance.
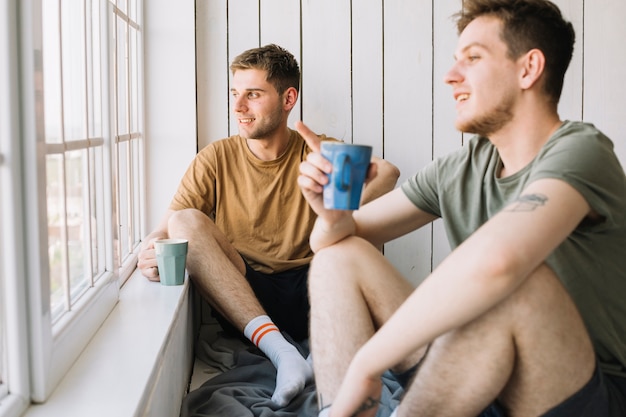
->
[167,208,258,326]
[398,263,596,417]
[168,208,312,406]
[308,237,424,413]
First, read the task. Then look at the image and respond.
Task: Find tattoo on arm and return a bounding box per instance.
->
[506,193,548,212]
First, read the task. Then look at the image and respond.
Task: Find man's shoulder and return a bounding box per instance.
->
[544,121,616,159]
[291,129,340,144]
[197,135,246,155]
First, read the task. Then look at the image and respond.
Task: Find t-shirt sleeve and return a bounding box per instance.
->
[401,159,443,217]
[528,129,626,230]
[169,145,217,216]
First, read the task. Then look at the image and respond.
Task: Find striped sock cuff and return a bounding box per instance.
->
[244,315,280,347]
[250,322,279,346]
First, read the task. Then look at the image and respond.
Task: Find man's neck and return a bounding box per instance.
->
[246,127,292,161]
[490,113,562,178]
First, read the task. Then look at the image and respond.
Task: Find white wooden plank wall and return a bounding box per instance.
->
[196,0,626,286]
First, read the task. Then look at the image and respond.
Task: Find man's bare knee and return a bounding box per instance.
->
[168,208,209,233]
[309,237,383,291]
[311,236,364,271]
[403,263,596,417]
[168,208,245,275]
[477,263,595,413]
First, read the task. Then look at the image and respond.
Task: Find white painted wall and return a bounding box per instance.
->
[190,0,626,285]
[144,0,198,232]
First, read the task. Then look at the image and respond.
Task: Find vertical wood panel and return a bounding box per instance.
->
[431,0,462,270]
[383,0,434,285]
[196,0,229,149]
[194,0,626,283]
[301,0,352,141]
[228,0,260,136]
[583,0,626,163]
[552,0,584,121]
[260,0,302,126]
[352,2,384,154]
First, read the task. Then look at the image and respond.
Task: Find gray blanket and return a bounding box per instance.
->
[180,329,403,417]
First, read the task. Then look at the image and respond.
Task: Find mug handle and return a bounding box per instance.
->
[334,153,352,191]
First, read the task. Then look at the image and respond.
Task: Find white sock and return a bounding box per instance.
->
[244,315,313,407]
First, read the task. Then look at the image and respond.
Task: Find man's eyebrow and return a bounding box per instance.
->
[453,41,489,59]
[230,87,266,92]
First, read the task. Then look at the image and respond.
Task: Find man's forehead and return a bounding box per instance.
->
[455,16,504,56]
[231,69,271,90]
[232,68,268,81]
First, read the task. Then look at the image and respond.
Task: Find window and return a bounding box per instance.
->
[0,0,144,410]
[42,0,110,325]
[112,1,144,281]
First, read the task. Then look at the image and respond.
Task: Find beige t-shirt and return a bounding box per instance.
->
[170,129,329,274]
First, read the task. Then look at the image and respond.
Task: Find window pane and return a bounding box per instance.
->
[116,16,128,135]
[66,150,90,301]
[117,143,129,261]
[128,0,137,22]
[117,0,128,16]
[129,29,138,133]
[47,153,67,319]
[113,5,145,269]
[88,0,103,138]
[42,0,62,144]
[89,146,106,279]
[61,0,87,141]
[48,148,103,323]
[132,139,142,245]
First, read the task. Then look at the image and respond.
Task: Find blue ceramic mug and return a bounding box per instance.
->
[320,142,373,210]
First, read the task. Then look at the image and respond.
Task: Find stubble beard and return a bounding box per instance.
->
[456,94,515,137]
[240,106,284,140]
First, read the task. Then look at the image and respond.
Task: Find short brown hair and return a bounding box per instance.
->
[454,0,575,105]
[230,44,300,95]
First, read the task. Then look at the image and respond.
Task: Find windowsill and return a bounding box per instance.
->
[23,269,195,417]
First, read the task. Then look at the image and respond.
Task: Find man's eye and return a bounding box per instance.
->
[248,92,259,98]
[468,55,480,62]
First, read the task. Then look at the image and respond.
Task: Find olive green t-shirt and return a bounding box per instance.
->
[170,129,328,274]
[401,121,626,377]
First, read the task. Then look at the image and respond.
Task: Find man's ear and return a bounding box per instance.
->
[283,87,298,111]
[519,48,545,90]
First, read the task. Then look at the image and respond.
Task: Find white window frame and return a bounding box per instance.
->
[0,0,145,406]
[0,2,32,415]
[24,0,119,403]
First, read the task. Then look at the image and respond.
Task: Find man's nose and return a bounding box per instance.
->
[444,62,462,86]
[233,95,247,112]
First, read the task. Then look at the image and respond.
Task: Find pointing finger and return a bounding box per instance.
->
[295,121,322,153]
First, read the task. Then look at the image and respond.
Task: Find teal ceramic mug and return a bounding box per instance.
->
[154,238,188,285]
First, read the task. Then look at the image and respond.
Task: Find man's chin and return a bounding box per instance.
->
[237,128,253,139]
[455,121,476,135]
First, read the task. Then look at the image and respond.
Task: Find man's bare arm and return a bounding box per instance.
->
[360,156,401,204]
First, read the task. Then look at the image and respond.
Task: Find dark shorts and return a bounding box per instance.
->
[479,365,626,417]
[389,364,626,417]
[212,261,310,342]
